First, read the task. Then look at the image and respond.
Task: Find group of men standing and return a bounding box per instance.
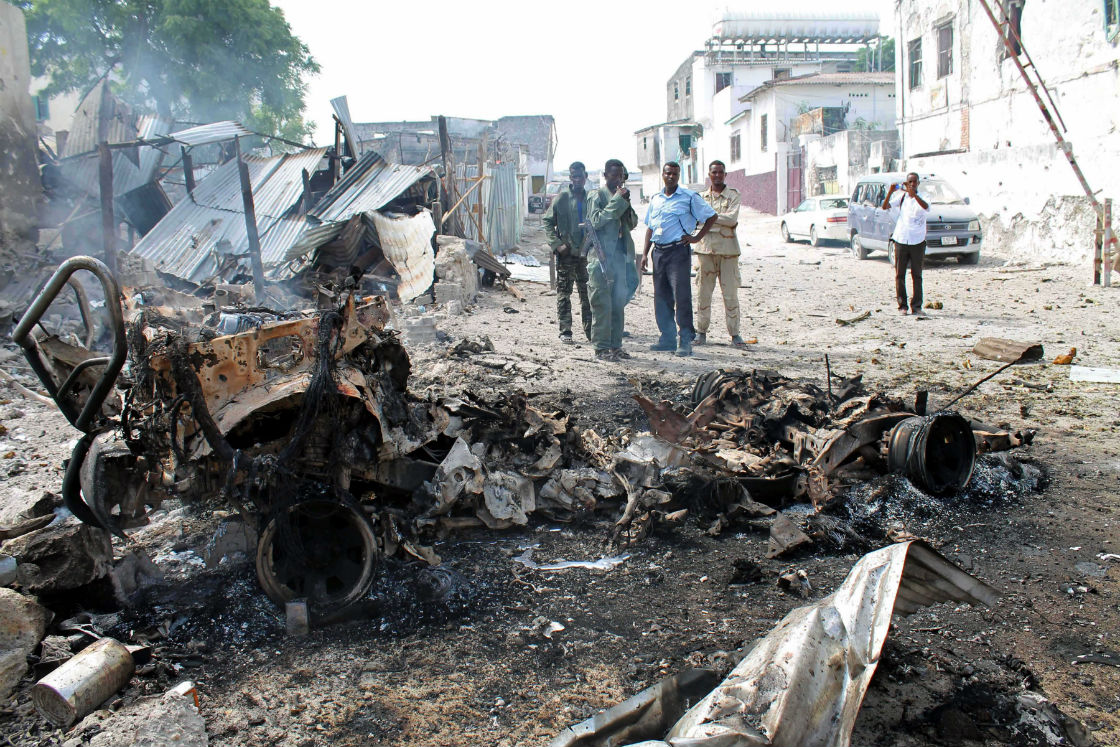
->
[543,160,745,361]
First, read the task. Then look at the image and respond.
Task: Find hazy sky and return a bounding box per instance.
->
[273,0,894,170]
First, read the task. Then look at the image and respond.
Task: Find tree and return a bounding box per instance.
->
[20,0,319,142]
[856,37,895,73]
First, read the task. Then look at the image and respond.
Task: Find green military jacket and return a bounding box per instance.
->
[542,185,589,253]
[587,186,640,296]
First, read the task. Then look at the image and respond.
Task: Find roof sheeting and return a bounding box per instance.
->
[129,148,327,283]
[59,80,172,197]
[128,148,436,284]
[167,121,253,147]
[330,96,361,158]
[369,210,436,303]
[310,151,433,223]
[740,72,895,102]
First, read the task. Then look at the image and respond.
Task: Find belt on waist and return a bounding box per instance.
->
[653,239,689,249]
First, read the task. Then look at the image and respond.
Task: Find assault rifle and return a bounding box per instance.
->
[579,220,613,289]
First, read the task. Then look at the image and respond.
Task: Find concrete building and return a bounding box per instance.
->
[354,114,556,195]
[0,1,42,246]
[636,12,892,213]
[895,0,1120,261]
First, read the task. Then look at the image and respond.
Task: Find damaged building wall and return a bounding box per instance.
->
[802,128,900,197]
[896,0,1120,262]
[0,1,42,246]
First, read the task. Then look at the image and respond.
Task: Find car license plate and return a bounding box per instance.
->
[941,236,958,246]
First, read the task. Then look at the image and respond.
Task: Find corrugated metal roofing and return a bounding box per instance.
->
[330,96,361,157]
[310,151,433,223]
[167,121,253,146]
[129,148,328,282]
[59,81,172,197]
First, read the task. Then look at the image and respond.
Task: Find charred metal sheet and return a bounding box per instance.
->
[330,96,361,158]
[367,210,436,303]
[568,541,998,747]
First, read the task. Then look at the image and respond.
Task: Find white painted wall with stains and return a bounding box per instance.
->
[894,0,1120,262]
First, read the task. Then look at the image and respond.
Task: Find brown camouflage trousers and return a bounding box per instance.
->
[694,253,741,337]
[556,253,592,340]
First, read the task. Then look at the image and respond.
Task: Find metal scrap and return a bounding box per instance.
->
[558,541,999,747]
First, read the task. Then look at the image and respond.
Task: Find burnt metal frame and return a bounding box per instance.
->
[12,256,127,433]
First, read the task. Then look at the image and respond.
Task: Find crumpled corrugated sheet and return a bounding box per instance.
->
[560,541,998,747]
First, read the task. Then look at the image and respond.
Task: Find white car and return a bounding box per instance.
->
[780,196,850,247]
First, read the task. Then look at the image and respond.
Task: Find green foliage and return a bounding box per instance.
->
[20,0,319,142]
[856,37,895,72]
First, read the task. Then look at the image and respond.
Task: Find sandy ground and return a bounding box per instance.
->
[1,208,1119,746]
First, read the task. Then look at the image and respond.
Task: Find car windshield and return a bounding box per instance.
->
[920,179,965,204]
[545,183,565,194]
[820,198,848,209]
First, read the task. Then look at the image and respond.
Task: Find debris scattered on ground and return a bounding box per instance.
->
[972,337,1044,363]
[1069,365,1120,383]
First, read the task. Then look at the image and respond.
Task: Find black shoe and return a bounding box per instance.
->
[676,340,693,357]
[595,348,617,361]
[621,330,632,338]
[613,348,632,359]
[649,341,676,352]
[560,332,573,344]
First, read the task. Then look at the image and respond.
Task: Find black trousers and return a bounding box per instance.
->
[894,241,925,312]
[652,241,694,344]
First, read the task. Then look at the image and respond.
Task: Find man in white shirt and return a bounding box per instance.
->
[881,172,930,316]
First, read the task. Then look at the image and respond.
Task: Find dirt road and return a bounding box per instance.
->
[1,209,1118,746]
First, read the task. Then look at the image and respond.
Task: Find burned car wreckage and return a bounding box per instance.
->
[14,254,1035,620]
[13,256,564,616]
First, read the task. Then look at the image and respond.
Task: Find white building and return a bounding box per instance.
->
[636,12,894,214]
[895,0,1120,261]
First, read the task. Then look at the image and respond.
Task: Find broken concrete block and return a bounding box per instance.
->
[203,520,256,569]
[2,520,113,593]
[81,689,207,747]
[434,280,467,307]
[400,317,439,345]
[434,236,480,302]
[480,472,535,527]
[0,587,51,702]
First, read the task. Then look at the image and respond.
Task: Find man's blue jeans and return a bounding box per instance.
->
[651,241,695,347]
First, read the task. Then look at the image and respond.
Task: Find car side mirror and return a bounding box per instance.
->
[963,197,970,205]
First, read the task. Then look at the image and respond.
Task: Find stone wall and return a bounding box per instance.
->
[726,168,777,215]
[0,2,42,246]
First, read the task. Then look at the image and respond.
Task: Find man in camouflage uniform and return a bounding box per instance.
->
[586,159,639,361]
[543,162,592,343]
[694,160,745,347]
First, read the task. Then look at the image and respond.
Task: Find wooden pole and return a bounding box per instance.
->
[235,136,266,298]
[437,115,462,237]
[98,142,117,276]
[476,134,488,248]
[181,147,196,194]
[331,119,342,185]
[1104,198,1113,288]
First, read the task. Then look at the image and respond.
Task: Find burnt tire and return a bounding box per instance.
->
[255,489,378,611]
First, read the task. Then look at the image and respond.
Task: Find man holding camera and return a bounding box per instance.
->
[882,172,930,317]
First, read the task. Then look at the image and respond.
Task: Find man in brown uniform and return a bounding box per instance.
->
[694,161,745,346]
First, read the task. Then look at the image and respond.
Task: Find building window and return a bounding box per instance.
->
[715,72,733,92]
[1106,0,1119,39]
[937,21,954,78]
[774,68,791,80]
[1000,0,1025,57]
[674,82,679,101]
[685,78,691,96]
[908,38,923,89]
[760,114,768,152]
[643,137,648,150]
[32,95,50,122]
[730,132,741,161]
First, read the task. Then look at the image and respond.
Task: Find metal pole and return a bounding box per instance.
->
[235,136,266,298]
[98,143,117,276]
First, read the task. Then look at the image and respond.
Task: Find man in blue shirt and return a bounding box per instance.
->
[640,162,717,356]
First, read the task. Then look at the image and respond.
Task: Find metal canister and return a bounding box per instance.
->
[31,637,135,727]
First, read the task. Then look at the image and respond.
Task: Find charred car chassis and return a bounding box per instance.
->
[15,256,455,614]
